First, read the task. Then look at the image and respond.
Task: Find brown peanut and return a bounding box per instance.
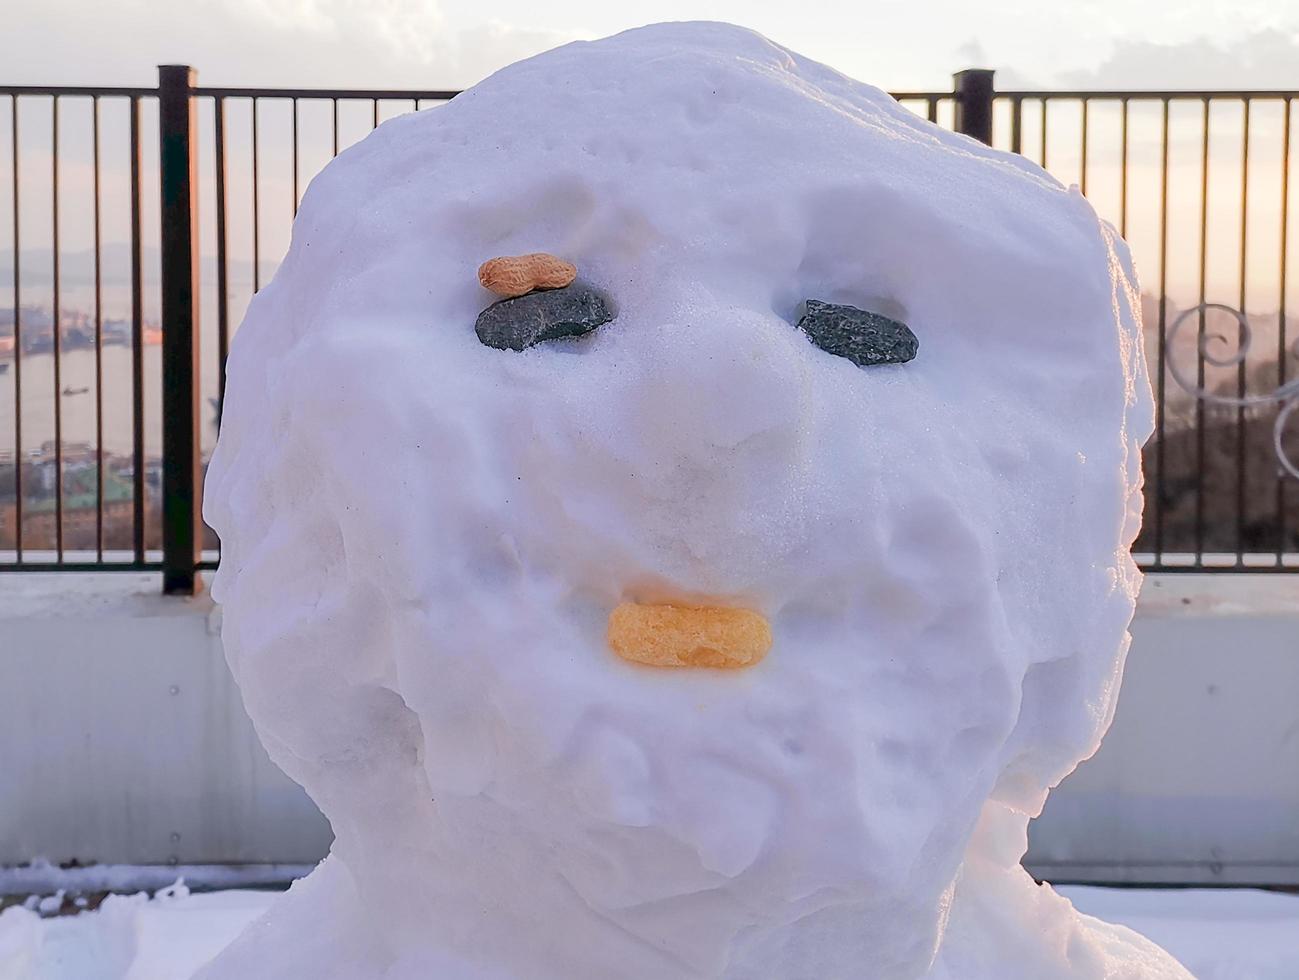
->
[607,603,772,669]
[477,253,577,298]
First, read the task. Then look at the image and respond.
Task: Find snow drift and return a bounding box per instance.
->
[201,21,1188,979]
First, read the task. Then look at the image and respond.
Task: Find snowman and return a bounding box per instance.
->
[201,22,1190,980]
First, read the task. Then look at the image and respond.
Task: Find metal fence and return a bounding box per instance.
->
[1,68,1295,591]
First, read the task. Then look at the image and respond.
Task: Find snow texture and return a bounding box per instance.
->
[201,21,1181,979]
[0,882,253,980]
[8,885,1299,980]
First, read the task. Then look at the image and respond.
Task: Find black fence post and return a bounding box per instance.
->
[158,65,202,595]
[953,69,996,145]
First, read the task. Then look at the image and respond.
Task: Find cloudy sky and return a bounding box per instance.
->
[4,0,1299,90]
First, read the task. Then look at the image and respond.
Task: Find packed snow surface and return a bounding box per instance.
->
[202,20,1175,979]
[6,885,1297,979]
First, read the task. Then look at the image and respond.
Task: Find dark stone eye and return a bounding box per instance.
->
[796,299,918,367]
[475,283,613,351]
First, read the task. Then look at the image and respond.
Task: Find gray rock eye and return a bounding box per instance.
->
[475,283,613,352]
[796,300,918,367]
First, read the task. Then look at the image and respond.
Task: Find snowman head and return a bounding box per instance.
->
[206,22,1152,978]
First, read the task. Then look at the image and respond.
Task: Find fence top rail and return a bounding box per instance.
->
[193,86,461,100]
[0,83,953,102]
[888,91,955,100]
[0,84,155,98]
[998,88,1299,101]
[4,81,1297,103]
[200,86,962,103]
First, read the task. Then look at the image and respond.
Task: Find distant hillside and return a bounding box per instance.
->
[1135,294,1299,556]
[0,245,278,290]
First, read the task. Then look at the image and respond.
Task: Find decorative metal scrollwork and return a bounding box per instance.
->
[1165,303,1299,480]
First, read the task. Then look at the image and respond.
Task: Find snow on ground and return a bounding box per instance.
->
[1,883,1297,979]
[1058,886,1299,980]
[0,884,268,980]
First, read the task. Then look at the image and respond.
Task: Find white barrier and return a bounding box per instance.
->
[1028,573,1299,885]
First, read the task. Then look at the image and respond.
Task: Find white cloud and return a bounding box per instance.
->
[1059,28,1299,89]
[2,0,580,88]
[2,1,1298,92]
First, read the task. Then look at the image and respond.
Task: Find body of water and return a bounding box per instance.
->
[0,347,221,460]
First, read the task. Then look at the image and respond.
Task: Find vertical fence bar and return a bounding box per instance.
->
[129,97,144,564]
[1153,98,1171,562]
[1236,99,1251,564]
[9,97,21,561]
[953,69,995,145]
[1010,96,1022,154]
[214,96,229,414]
[51,96,63,559]
[252,97,260,293]
[1279,99,1292,563]
[1195,99,1210,563]
[371,98,378,130]
[213,95,230,566]
[93,96,104,560]
[291,97,299,217]
[331,97,338,157]
[1079,99,1089,195]
[1040,99,1049,168]
[157,65,202,594]
[1119,98,1129,239]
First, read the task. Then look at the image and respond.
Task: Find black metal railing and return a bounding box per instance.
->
[1,68,1295,591]
[188,83,460,593]
[2,85,155,574]
[984,90,1296,571]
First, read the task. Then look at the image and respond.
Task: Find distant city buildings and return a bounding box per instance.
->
[0,443,190,553]
[4,446,126,552]
[0,306,159,355]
